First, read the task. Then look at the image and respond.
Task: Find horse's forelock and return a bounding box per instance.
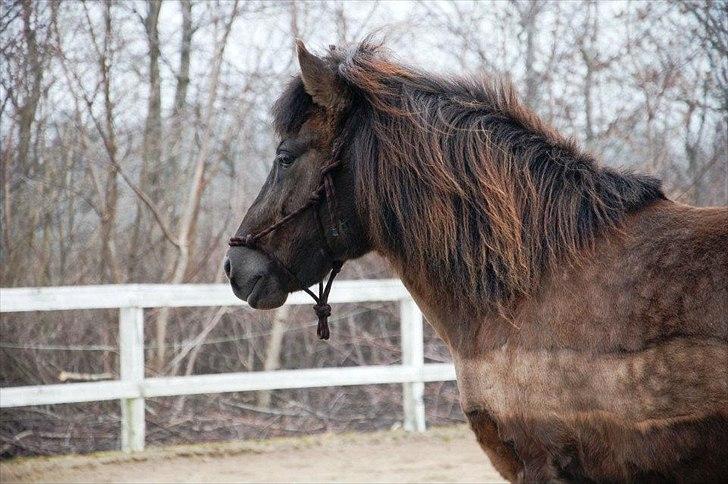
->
[271,77,314,137]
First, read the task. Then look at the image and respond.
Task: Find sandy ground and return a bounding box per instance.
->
[1,425,506,483]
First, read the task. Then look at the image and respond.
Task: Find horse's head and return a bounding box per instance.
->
[225,41,369,309]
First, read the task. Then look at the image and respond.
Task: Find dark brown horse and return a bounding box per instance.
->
[225,40,728,482]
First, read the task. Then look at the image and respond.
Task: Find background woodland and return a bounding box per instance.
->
[1,0,726,456]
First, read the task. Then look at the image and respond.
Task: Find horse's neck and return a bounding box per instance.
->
[394,269,516,353]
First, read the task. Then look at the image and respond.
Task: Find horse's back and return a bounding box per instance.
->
[522,199,728,349]
[622,201,728,341]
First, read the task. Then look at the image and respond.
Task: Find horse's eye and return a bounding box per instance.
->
[276,153,295,166]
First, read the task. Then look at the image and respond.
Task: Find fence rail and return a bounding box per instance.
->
[0,280,456,452]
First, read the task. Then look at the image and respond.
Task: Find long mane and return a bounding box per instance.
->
[273,41,665,314]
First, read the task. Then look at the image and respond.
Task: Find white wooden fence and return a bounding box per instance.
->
[0,280,456,452]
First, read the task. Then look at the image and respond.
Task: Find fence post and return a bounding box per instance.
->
[119,307,145,452]
[400,297,426,432]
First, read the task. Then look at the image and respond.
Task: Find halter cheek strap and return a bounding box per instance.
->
[229,157,345,340]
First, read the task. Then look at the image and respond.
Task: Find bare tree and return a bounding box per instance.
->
[153,0,242,370]
[679,0,728,112]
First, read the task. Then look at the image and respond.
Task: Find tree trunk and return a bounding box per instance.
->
[130,0,163,280]
[164,0,194,189]
[17,0,44,171]
[142,0,163,198]
[172,0,193,120]
[518,0,542,107]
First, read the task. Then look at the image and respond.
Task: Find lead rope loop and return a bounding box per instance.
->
[313,260,343,340]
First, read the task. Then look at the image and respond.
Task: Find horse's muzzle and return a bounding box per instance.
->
[225,246,288,309]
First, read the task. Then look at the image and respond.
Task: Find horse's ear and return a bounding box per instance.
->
[296,39,346,110]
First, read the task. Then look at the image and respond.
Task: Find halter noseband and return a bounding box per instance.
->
[229,156,345,340]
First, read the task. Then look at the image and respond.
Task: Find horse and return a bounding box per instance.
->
[224,40,728,482]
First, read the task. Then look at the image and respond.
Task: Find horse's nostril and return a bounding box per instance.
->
[223,257,232,279]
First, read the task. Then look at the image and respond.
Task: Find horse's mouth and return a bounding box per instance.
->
[242,273,288,310]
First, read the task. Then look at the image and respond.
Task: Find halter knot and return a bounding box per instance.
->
[314,303,332,340]
[320,159,341,176]
[308,191,322,204]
